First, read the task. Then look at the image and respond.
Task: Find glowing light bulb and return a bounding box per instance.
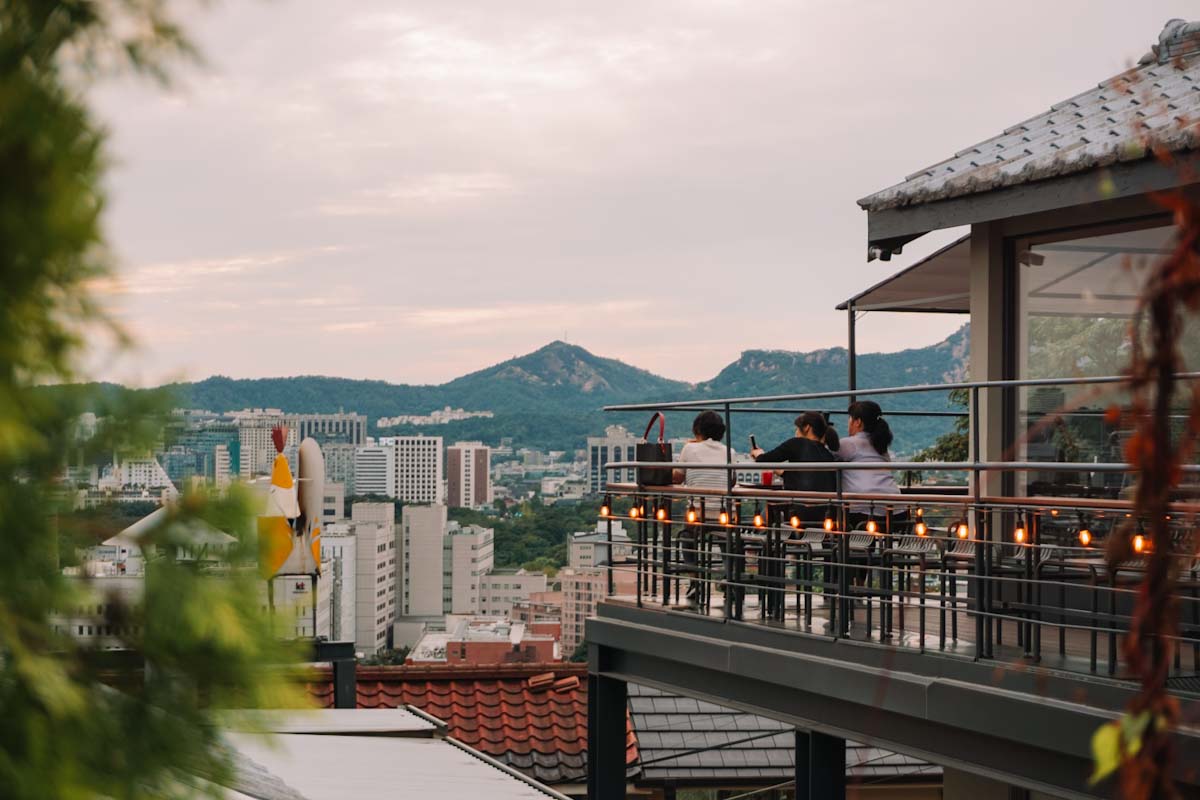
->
[915,507,924,518]
[1050,509,1059,517]
[1078,528,1091,547]
[656,507,666,521]
[719,510,730,525]
[1014,527,1026,544]
[865,519,878,534]
[1133,533,1146,554]
[600,505,610,518]
[956,523,970,539]
[629,506,639,519]
[789,515,801,529]
[753,513,764,527]
[823,517,835,532]
[686,508,697,524]
[915,521,927,537]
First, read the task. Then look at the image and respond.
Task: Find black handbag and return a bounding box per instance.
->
[636,412,674,486]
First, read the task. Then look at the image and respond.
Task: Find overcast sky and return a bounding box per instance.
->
[89,1,1195,386]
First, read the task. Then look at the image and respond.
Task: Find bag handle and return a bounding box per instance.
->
[642,412,666,443]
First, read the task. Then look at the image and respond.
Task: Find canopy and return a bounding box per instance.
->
[837,234,969,313]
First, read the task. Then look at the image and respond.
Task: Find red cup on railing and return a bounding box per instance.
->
[761,471,773,487]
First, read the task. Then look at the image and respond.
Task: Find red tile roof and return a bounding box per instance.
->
[306,662,637,785]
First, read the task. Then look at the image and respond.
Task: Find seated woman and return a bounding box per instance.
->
[672,410,736,608]
[750,411,837,525]
[837,400,905,530]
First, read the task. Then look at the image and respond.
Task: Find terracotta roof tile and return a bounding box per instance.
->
[306,662,637,785]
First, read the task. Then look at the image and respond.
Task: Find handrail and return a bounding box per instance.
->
[602,371,1200,412]
[603,459,1200,474]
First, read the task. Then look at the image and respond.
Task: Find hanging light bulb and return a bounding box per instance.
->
[1078,528,1092,547]
[915,506,924,519]
[719,507,730,526]
[1013,512,1027,545]
[915,521,928,537]
[866,518,878,534]
[1133,533,1146,554]
[956,520,970,539]
[656,506,667,522]
[753,513,764,528]
[686,505,697,524]
[1050,508,1059,518]
[600,503,610,518]
[629,505,640,519]
[790,515,801,529]
[823,515,835,532]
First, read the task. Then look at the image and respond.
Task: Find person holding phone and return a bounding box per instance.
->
[750,411,838,524]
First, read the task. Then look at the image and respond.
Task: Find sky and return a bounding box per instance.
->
[89,0,1197,386]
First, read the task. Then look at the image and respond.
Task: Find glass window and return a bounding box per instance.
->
[1014,221,1200,501]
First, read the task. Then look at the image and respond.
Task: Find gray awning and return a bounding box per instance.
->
[837,234,969,313]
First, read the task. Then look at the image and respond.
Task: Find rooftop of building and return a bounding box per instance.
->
[859,19,1200,213]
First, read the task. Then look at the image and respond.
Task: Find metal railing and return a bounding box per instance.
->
[594,373,1200,683]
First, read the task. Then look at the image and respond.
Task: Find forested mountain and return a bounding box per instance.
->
[75,326,970,454]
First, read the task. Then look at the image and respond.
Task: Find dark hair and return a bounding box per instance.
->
[692,410,726,442]
[794,411,839,451]
[847,400,893,455]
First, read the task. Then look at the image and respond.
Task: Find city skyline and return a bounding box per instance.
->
[89,1,1192,385]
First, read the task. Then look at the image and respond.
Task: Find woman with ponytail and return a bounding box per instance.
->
[751,411,838,524]
[838,400,904,529]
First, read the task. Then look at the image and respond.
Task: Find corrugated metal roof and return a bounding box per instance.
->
[221,708,437,736]
[226,733,566,800]
[859,20,1200,213]
[627,684,940,783]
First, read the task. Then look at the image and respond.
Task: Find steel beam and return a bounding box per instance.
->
[587,649,628,800]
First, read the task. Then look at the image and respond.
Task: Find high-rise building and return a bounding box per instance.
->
[586,425,639,494]
[323,443,357,495]
[400,504,447,617]
[447,441,492,509]
[443,523,495,614]
[380,435,444,504]
[213,444,232,487]
[232,409,294,478]
[292,412,367,446]
[321,525,357,643]
[349,503,397,655]
[353,445,395,497]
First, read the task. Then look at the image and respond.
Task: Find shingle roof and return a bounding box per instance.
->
[859,19,1200,213]
[626,684,940,784]
[306,663,637,785]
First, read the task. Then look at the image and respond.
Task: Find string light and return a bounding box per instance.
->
[790,515,801,529]
[865,518,878,534]
[1078,528,1092,547]
[1133,533,1146,554]
[1050,509,1059,517]
[719,507,730,526]
[915,507,924,518]
[656,506,667,522]
[915,521,928,537]
[823,516,835,532]
[1013,512,1027,544]
[629,506,640,519]
[600,503,610,518]
[956,520,970,539]
[753,513,764,528]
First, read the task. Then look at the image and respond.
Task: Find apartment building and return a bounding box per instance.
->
[352,444,394,496]
[447,441,491,508]
[400,504,448,618]
[586,425,638,494]
[443,523,495,614]
[380,435,444,504]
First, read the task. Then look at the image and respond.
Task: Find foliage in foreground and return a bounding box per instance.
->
[1,2,306,798]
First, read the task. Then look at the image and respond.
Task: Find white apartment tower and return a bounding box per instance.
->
[447,441,492,509]
[380,435,444,504]
[587,425,639,494]
[443,523,495,614]
[401,504,448,618]
[233,409,294,478]
[353,445,395,497]
[349,503,397,656]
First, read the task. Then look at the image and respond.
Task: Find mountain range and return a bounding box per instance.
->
[94,324,971,455]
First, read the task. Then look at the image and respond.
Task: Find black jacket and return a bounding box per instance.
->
[754,437,837,494]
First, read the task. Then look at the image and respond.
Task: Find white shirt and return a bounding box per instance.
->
[678,439,735,491]
[836,432,900,512]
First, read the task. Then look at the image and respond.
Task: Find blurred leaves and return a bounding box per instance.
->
[1,2,309,798]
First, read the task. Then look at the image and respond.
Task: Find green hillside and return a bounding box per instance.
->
[68,326,970,454]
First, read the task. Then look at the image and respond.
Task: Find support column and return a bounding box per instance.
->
[968,221,1006,498]
[795,730,845,800]
[587,659,628,800]
[847,304,858,403]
